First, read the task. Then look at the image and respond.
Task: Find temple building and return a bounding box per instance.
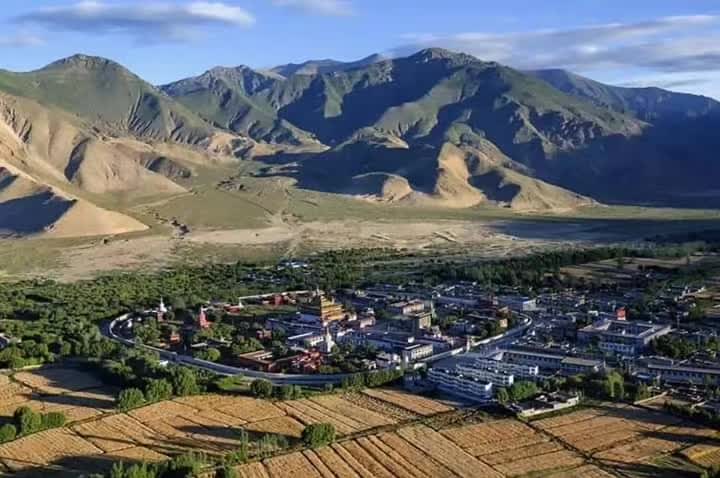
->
[299,295,346,326]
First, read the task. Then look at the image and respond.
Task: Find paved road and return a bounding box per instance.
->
[104,315,357,386]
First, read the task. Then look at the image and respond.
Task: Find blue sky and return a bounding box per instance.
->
[2,0,720,98]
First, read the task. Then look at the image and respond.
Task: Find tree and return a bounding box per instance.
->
[171,367,201,396]
[145,378,173,403]
[508,381,539,402]
[302,423,336,448]
[198,347,221,362]
[250,379,274,399]
[117,388,146,411]
[14,406,41,435]
[41,411,66,429]
[0,424,16,443]
[496,387,510,405]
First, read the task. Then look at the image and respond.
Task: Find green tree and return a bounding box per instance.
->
[0,424,17,443]
[250,379,274,399]
[171,368,201,396]
[496,387,510,405]
[302,423,336,448]
[14,406,41,435]
[41,411,66,429]
[145,379,173,403]
[117,388,146,411]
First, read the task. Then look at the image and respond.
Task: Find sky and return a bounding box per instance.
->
[1,0,720,98]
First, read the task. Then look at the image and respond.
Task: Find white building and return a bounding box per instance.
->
[428,368,493,400]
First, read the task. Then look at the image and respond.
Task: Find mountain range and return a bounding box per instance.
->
[1,48,719,238]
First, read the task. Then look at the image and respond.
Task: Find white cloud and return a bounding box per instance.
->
[393,15,720,74]
[16,1,255,43]
[272,0,353,16]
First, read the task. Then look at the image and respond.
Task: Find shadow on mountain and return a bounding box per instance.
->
[0,192,73,236]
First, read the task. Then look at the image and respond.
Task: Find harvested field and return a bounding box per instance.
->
[442,419,541,456]
[264,451,322,478]
[303,450,335,478]
[595,437,682,464]
[313,446,362,478]
[217,398,285,422]
[481,441,562,466]
[376,432,456,478]
[105,446,168,463]
[362,389,452,416]
[13,368,103,394]
[545,464,616,478]
[128,400,198,423]
[682,443,720,467]
[0,428,101,470]
[341,392,418,421]
[354,436,419,478]
[494,450,584,477]
[277,401,356,436]
[235,462,270,478]
[243,416,306,439]
[309,395,396,429]
[336,440,396,478]
[397,425,502,478]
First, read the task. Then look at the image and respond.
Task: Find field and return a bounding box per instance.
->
[0,368,117,425]
[0,378,455,476]
[3,368,720,478]
[534,403,715,477]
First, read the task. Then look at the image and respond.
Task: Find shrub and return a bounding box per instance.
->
[0,424,17,443]
[41,412,66,429]
[145,378,173,403]
[117,388,146,411]
[216,466,238,478]
[171,368,201,397]
[14,406,41,435]
[250,379,274,399]
[302,423,336,448]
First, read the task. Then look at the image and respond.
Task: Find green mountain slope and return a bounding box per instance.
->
[161,66,319,146]
[0,55,216,144]
[528,68,720,123]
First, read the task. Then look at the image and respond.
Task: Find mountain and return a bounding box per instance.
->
[2,49,720,239]
[0,55,220,145]
[528,68,720,123]
[268,54,386,78]
[161,65,321,146]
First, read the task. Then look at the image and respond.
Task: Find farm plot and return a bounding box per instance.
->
[0,428,101,471]
[397,425,502,478]
[682,443,720,468]
[243,416,306,439]
[13,368,104,394]
[442,419,543,456]
[594,437,683,465]
[263,451,323,478]
[309,395,396,428]
[362,389,453,416]
[545,464,617,478]
[313,445,363,478]
[234,462,270,478]
[376,431,457,478]
[341,392,418,421]
[277,400,358,436]
[538,412,646,453]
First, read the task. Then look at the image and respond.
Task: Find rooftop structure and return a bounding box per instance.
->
[578,320,672,356]
[299,295,346,326]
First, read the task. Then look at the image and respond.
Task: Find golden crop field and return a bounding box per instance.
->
[4,369,720,478]
[362,388,453,416]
